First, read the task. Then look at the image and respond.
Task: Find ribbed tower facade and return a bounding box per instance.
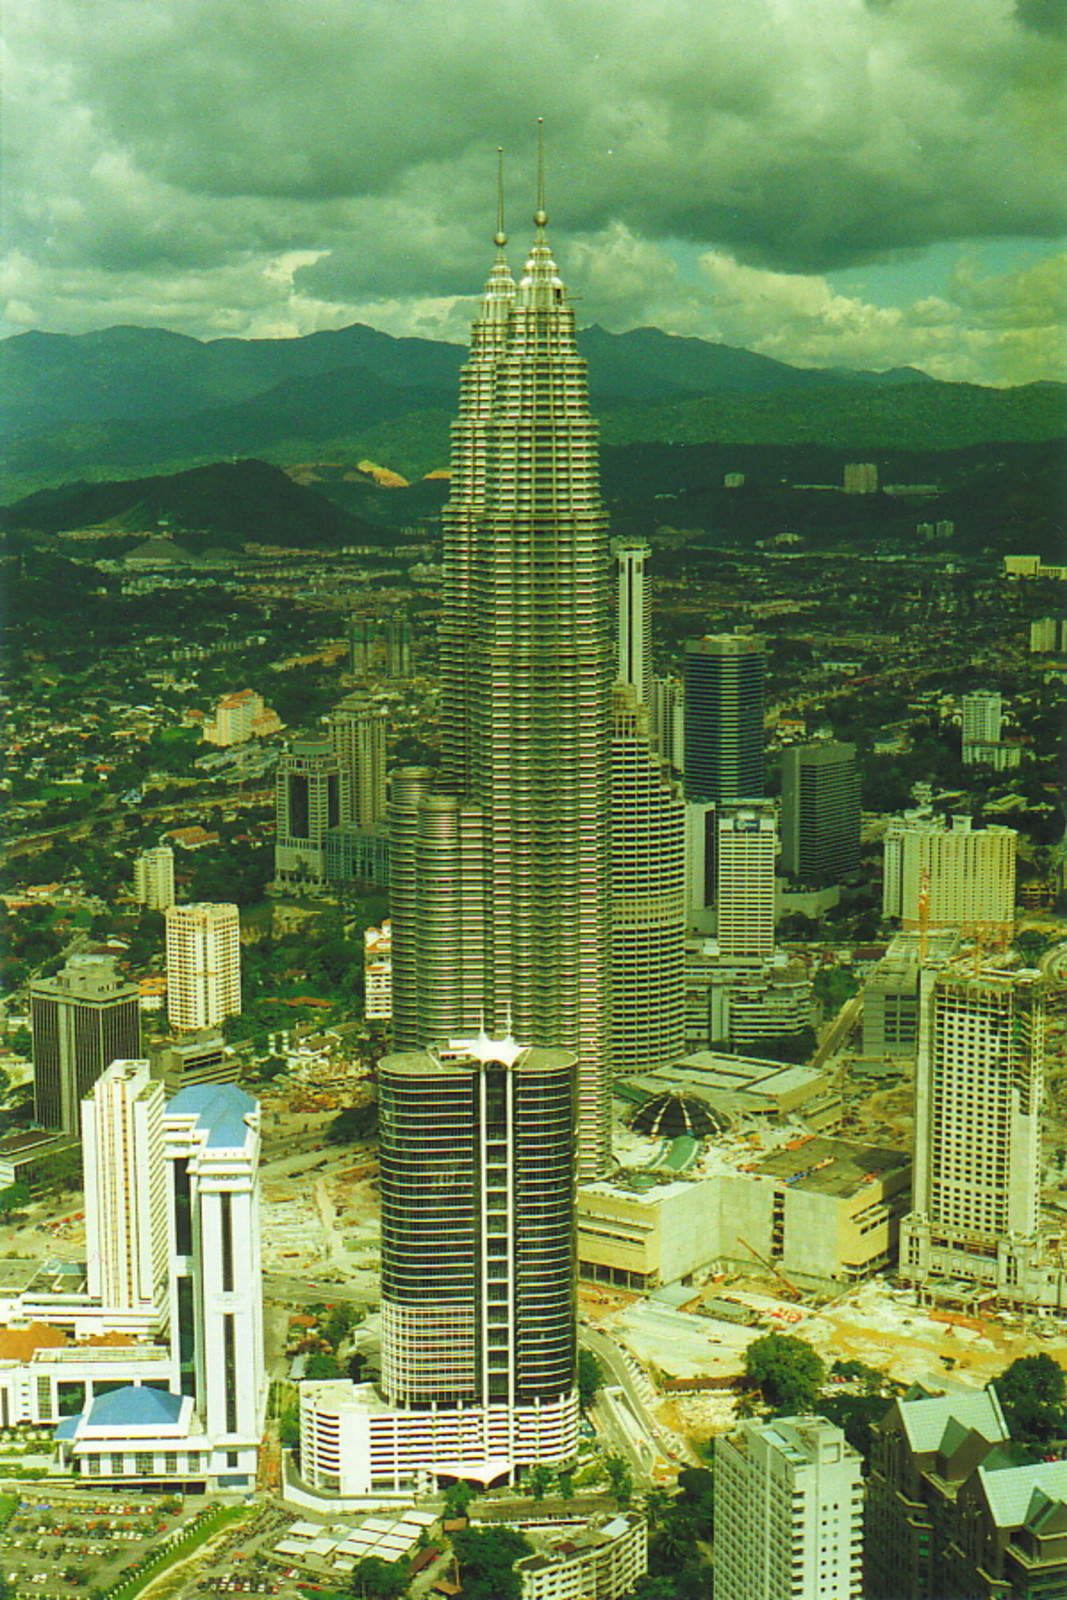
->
[391,183,612,1177]
[610,684,686,1073]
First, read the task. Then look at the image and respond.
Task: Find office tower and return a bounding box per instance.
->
[684,801,716,932]
[274,733,348,888]
[649,674,684,775]
[882,813,1016,936]
[164,1083,265,1473]
[328,694,387,827]
[31,954,141,1136]
[684,633,765,804]
[390,175,613,1177]
[717,802,777,958]
[843,461,878,494]
[301,1032,578,1493]
[961,689,1002,763]
[900,962,1045,1298]
[715,1416,864,1599]
[350,616,412,680]
[82,1060,169,1322]
[133,845,176,912]
[614,539,652,704]
[164,903,241,1033]
[780,742,860,883]
[609,685,686,1073]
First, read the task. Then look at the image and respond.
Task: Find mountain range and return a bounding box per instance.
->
[2,321,1062,498]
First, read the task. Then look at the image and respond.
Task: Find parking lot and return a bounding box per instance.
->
[0,1488,197,1596]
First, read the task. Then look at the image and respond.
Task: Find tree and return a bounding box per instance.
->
[604,1454,632,1503]
[0,1182,30,1220]
[348,1555,408,1599]
[348,1351,369,1383]
[442,1481,475,1519]
[994,1353,1067,1442]
[304,1352,343,1379]
[451,1526,529,1600]
[744,1332,825,1415]
[326,1100,378,1144]
[526,1463,551,1500]
[556,1470,574,1503]
[577,1348,604,1411]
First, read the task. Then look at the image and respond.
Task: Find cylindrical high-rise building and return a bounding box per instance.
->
[684,633,765,804]
[610,684,686,1073]
[392,178,613,1177]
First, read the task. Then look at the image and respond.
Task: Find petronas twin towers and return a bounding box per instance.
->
[390,161,613,1176]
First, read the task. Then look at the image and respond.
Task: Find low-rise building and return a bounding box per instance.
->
[577,1137,911,1292]
[516,1512,648,1600]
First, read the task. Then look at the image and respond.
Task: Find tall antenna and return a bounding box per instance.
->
[535,117,547,227]
[495,146,507,248]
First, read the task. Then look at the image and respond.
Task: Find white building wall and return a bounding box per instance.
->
[717,804,777,958]
[715,1417,863,1600]
[82,1060,170,1320]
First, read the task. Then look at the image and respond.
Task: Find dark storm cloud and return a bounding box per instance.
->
[3,0,1064,379]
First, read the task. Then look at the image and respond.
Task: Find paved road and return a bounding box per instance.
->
[580,1323,696,1479]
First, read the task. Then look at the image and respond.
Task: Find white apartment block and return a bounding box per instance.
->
[82,1061,169,1324]
[364,921,392,1021]
[202,687,282,747]
[133,845,175,912]
[715,1416,864,1600]
[165,902,241,1031]
[717,803,777,958]
[899,962,1059,1306]
[516,1512,648,1600]
[882,812,1016,935]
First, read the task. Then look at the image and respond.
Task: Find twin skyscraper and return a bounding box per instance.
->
[389,159,618,1179]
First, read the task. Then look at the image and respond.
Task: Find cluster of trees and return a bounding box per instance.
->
[629,1467,716,1600]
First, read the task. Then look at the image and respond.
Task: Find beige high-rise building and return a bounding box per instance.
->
[716,1416,864,1599]
[82,1060,169,1323]
[882,813,1016,936]
[165,903,241,1032]
[133,845,176,912]
[900,962,1047,1302]
[961,689,1003,763]
[613,539,652,706]
[717,802,777,957]
[328,695,387,828]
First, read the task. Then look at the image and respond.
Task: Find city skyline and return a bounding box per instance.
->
[4,0,1064,384]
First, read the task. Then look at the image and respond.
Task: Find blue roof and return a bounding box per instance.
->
[87,1386,185,1428]
[166,1082,256,1147]
[53,1414,79,1439]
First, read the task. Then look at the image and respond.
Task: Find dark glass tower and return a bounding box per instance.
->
[31,953,141,1135]
[780,741,860,883]
[378,1037,576,1414]
[684,633,766,803]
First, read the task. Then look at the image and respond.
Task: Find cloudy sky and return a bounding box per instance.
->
[4,0,1064,383]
